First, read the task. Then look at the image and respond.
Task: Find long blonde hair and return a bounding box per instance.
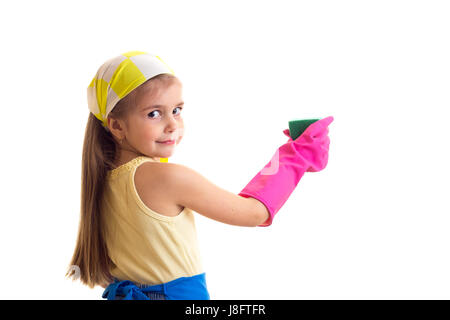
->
[66,73,176,288]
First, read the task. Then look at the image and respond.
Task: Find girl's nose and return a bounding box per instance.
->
[165,115,178,132]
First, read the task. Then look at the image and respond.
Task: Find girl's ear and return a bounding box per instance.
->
[108,117,126,141]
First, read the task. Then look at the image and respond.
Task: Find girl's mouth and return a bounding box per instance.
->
[157,140,175,145]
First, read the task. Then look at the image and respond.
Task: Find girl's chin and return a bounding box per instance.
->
[156,150,175,158]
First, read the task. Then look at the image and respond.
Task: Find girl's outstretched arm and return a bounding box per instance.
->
[136,162,270,227]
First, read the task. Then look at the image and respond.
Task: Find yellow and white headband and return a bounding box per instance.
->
[87,51,175,129]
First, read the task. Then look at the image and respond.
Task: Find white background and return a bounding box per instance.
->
[0,0,449,299]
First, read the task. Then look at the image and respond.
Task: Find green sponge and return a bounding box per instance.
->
[288,119,320,140]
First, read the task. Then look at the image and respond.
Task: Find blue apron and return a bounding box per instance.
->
[102,272,210,300]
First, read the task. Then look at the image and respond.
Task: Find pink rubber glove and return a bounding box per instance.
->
[239,116,334,226]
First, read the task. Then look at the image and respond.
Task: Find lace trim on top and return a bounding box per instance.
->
[107,156,157,179]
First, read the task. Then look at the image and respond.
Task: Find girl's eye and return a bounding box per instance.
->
[147,107,183,119]
[173,106,183,115]
[147,110,161,119]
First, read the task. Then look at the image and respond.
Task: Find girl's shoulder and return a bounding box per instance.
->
[134,161,186,217]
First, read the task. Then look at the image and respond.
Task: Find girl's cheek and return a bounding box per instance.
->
[143,132,157,142]
[176,128,184,144]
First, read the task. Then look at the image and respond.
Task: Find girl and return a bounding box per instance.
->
[66,51,333,300]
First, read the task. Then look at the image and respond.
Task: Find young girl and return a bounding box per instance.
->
[66,50,333,300]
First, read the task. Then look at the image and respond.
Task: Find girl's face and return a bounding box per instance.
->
[114,79,185,160]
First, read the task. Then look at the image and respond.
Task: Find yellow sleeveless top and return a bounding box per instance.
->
[100,156,204,285]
